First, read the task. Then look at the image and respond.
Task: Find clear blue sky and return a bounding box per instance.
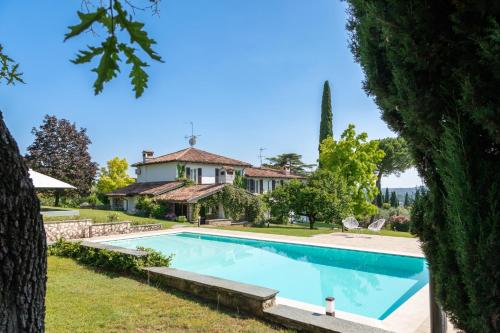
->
[0,0,421,188]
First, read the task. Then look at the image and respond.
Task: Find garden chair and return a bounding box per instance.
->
[368,219,386,232]
[342,216,361,231]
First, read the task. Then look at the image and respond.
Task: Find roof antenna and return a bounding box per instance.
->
[258,147,266,166]
[185,121,200,147]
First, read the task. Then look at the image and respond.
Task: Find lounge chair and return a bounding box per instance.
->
[342,216,361,231]
[368,219,386,232]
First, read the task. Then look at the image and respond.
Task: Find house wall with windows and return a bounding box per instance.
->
[136,161,244,185]
[136,163,177,182]
[246,178,285,194]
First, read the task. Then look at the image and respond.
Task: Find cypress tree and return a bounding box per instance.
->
[318,80,333,159]
[384,187,390,203]
[346,1,500,330]
[390,191,398,207]
[404,192,410,207]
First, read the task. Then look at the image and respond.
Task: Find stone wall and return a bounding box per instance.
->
[45,219,92,242]
[130,224,163,233]
[89,221,131,237]
[45,219,162,242]
[206,219,232,226]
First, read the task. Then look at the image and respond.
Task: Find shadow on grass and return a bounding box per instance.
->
[61,256,291,331]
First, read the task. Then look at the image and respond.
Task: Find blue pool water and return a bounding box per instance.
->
[104,232,428,319]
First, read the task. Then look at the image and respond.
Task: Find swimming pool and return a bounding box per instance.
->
[104,232,428,320]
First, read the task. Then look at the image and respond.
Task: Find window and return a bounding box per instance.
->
[272,180,276,190]
[215,168,220,183]
[249,179,255,193]
[198,168,202,184]
[259,179,264,194]
[186,167,191,178]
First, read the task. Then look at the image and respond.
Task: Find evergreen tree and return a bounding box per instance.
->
[390,191,398,207]
[375,137,412,196]
[346,1,500,330]
[404,192,410,207]
[318,80,333,161]
[375,193,383,207]
[264,153,315,175]
[384,187,390,203]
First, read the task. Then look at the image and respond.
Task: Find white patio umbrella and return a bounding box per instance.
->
[28,169,76,190]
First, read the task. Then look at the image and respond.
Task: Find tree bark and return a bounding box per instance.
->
[0,112,47,332]
[309,215,315,229]
[54,189,60,207]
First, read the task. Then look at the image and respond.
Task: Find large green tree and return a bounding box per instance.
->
[263,153,315,175]
[319,124,384,216]
[96,157,135,203]
[375,137,412,198]
[346,1,500,331]
[266,170,351,229]
[0,1,162,331]
[25,115,98,204]
[319,80,333,158]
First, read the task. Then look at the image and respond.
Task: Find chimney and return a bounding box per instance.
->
[142,150,154,163]
[284,165,291,175]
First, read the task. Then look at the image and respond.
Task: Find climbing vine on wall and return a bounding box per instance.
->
[199,185,264,223]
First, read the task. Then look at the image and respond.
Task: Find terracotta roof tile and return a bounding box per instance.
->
[244,167,305,179]
[107,181,183,196]
[132,147,251,167]
[155,184,226,203]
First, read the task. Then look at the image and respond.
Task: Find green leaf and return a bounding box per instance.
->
[92,36,120,95]
[71,46,105,64]
[113,1,163,62]
[64,8,107,41]
[119,44,149,98]
[0,44,24,85]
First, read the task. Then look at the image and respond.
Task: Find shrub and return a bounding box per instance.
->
[107,213,120,222]
[48,239,172,275]
[389,215,410,232]
[176,215,187,222]
[150,203,167,219]
[382,202,391,210]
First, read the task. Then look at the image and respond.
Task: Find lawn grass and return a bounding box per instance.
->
[213,224,336,237]
[42,207,178,229]
[46,256,290,333]
[214,222,414,238]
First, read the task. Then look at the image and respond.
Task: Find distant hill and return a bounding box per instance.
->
[383,187,426,203]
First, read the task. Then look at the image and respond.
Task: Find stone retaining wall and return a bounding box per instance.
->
[89,221,131,237]
[206,219,232,226]
[45,219,92,242]
[45,219,162,241]
[130,224,163,233]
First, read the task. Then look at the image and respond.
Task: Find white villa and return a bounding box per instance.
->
[107,147,304,222]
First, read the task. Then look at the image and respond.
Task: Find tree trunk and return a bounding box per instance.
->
[0,112,47,332]
[429,269,447,333]
[309,215,315,229]
[54,190,60,207]
[376,171,382,196]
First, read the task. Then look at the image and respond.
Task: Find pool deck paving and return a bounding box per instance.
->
[85,227,458,333]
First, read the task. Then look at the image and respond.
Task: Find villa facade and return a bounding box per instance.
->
[107,147,304,221]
